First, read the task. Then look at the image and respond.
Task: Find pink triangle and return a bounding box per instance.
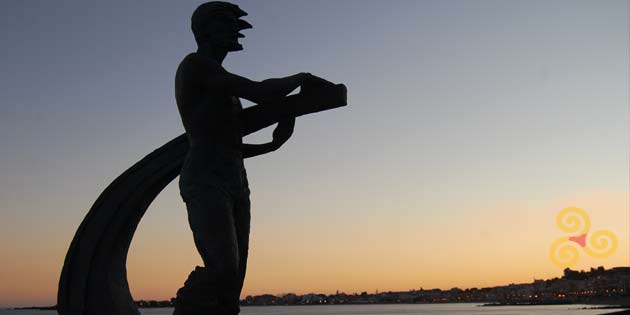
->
[569,233,587,247]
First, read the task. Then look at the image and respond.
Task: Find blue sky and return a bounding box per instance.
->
[0,0,628,307]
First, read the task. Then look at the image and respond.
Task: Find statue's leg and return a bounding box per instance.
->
[174,185,241,315]
[233,188,251,302]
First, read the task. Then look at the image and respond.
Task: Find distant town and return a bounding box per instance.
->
[132,266,630,308]
[14,266,630,310]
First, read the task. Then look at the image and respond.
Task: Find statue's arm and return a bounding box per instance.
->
[241,143,277,158]
[239,94,303,137]
[241,117,295,158]
[210,70,310,104]
[238,74,347,136]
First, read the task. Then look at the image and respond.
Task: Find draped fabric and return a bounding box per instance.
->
[58,134,188,315]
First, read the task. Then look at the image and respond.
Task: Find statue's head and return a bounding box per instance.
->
[191,1,251,52]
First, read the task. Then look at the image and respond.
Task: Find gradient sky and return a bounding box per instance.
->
[1,0,629,308]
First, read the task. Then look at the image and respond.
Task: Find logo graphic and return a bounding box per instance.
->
[549,207,617,268]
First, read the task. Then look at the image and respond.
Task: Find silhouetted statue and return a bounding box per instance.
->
[57,2,346,315]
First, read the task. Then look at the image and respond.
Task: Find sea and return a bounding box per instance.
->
[0,304,623,315]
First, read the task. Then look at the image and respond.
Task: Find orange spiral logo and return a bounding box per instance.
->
[549,207,617,268]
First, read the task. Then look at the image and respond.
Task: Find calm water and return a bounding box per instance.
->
[1,304,623,315]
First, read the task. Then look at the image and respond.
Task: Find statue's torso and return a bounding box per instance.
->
[175,53,248,195]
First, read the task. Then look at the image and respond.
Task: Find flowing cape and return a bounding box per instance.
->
[57,134,188,315]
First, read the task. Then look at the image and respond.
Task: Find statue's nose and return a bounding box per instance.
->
[237,19,252,30]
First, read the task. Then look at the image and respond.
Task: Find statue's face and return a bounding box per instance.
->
[205,11,251,52]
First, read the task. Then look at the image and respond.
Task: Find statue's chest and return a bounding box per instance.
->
[230,96,241,110]
[228,96,243,140]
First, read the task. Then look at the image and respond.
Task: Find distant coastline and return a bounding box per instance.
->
[11,266,630,311]
[12,305,56,311]
[238,266,630,307]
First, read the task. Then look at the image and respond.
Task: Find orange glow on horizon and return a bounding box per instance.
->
[2,190,627,307]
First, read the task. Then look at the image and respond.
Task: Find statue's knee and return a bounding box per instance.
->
[205,244,239,278]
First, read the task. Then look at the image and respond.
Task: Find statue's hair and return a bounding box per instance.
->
[191,1,247,43]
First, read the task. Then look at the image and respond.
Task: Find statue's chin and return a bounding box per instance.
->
[208,38,243,52]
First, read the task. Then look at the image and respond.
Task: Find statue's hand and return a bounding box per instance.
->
[299,74,347,110]
[260,72,311,100]
[271,116,295,149]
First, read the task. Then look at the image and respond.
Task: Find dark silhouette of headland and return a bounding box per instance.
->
[17,266,630,312]
[240,266,630,306]
[57,2,346,315]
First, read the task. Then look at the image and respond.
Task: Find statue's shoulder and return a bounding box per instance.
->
[183,52,223,74]
[176,53,225,89]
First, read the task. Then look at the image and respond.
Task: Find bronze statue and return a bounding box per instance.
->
[57,2,346,315]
